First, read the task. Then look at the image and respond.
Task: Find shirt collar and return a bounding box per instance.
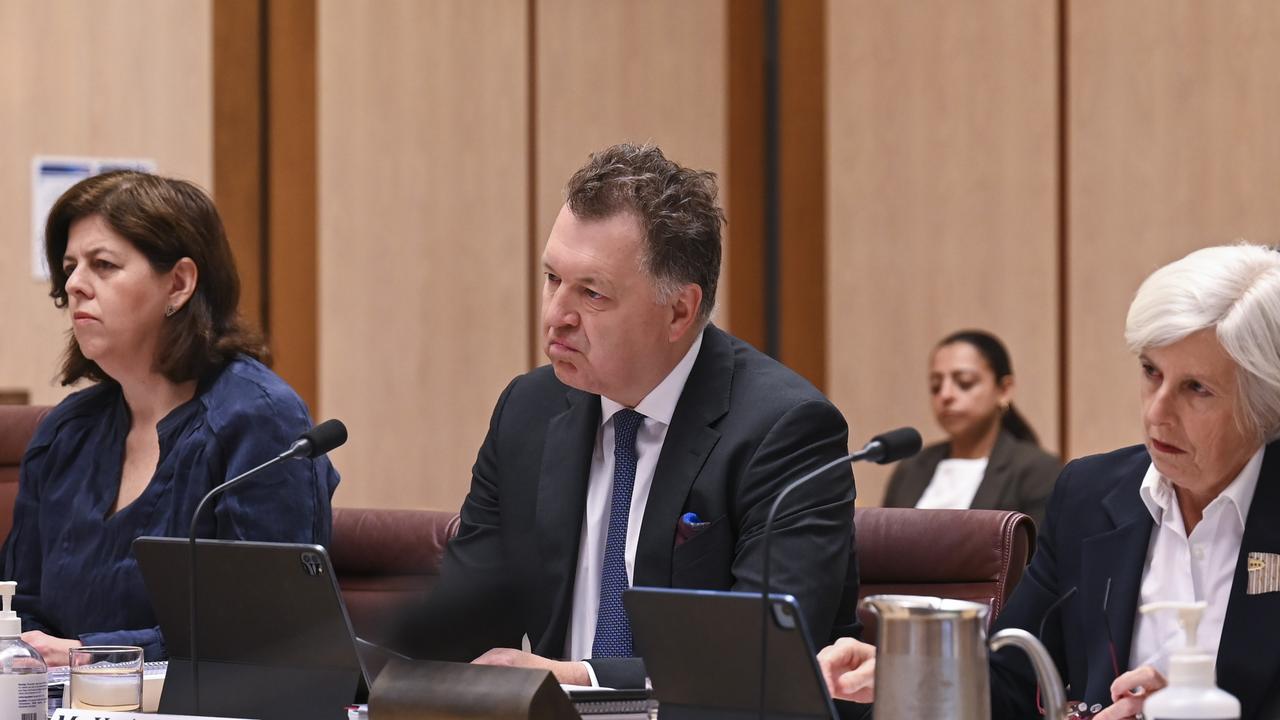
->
[1139,445,1266,529]
[600,330,704,427]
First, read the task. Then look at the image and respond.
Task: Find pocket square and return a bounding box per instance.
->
[1247,551,1280,595]
[675,512,710,547]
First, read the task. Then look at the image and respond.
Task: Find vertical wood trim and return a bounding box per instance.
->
[727,0,766,349]
[527,0,540,370]
[778,0,826,390]
[1056,0,1069,457]
[763,0,781,358]
[266,0,318,411]
[212,0,265,333]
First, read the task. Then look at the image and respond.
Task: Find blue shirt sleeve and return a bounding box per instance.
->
[201,374,339,547]
[79,627,166,661]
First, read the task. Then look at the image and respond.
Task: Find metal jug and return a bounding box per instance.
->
[862,594,1065,719]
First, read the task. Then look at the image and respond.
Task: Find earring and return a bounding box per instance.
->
[165,304,177,317]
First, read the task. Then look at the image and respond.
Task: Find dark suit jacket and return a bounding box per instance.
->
[881,430,1060,529]
[989,441,1280,719]
[396,325,860,688]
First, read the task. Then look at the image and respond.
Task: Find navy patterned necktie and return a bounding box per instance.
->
[592,408,645,658]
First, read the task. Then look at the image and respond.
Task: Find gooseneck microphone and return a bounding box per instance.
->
[757,427,921,720]
[185,419,348,714]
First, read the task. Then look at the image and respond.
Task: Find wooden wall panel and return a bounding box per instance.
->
[0,0,212,406]
[317,0,530,510]
[267,0,319,412]
[1067,1,1280,458]
[826,0,1060,505]
[535,0,730,329]
[213,0,265,335]
[778,0,827,389]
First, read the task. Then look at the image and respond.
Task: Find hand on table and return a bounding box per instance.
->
[1091,665,1167,720]
[816,637,877,703]
[472,648,591,686]
[21,630,82,666]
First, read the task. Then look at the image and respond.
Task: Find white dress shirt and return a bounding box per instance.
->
[564,332,704,672]
[914,456,989,510]
[1129,446,1264,675]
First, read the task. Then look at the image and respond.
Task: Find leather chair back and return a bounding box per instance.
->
[854,507,1035,645]
[0,405,51,543]
[329,507,460,642]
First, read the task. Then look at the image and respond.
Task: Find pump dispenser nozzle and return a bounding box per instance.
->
[1139,600,1240,719]
[0,580,22,637]
[1138,601,1210,685]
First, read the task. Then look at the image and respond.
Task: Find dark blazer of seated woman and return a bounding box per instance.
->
[880,330,1061,529]
[883,429,1060,529]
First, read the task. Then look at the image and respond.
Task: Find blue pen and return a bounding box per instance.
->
[681,512,703,525]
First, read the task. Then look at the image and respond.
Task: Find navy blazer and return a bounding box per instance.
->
[989,441,1280,719]
[395,325,861,689]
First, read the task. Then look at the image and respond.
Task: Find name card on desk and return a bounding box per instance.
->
[52,710,255,720]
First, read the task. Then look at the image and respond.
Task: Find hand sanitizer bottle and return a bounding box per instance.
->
[1139,601,1240,720]
[0,581,46,720]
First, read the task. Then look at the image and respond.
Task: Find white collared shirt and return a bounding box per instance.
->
[564,331,704,668]
[1129,446,1264,675]
[914,456,989,510]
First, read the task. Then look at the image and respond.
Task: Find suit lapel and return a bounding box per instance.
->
[534,387,599,651]
[1217,440,1280,715]
[632,326,730,587]
[970,431,1015,510]
[1079,459,1153,695]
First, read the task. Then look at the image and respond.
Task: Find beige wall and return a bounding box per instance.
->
[8,1,1280,513]
[0,0,212,405]
[1067,0,1280,457]
[319,0,731,511]
[536,0,730,331]
[826,0,1060,504]
[317,0,531,510]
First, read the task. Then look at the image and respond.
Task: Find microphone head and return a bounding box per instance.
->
[297,419,348,458]
[864,427,922,464]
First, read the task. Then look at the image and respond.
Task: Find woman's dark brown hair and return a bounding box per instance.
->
[938,329,1039,446]
[45,170,267,385]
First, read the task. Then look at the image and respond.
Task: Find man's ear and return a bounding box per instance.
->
[167,257,198,311]
[668,283,704,342]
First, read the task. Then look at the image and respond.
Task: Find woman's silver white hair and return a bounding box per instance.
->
[1125,243,1280,442]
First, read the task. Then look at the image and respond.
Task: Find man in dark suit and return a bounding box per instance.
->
[396,143,859,689]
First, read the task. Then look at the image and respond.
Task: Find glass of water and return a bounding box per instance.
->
[68,646,143,712]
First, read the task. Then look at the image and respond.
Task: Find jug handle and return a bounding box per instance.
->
[990,628,1066,719]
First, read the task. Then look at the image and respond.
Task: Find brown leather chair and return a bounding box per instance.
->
[329,506,461,642]
[853,507,1036,645]
[0,405,51,543]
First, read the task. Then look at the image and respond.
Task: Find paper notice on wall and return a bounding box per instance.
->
[31,156,156,280]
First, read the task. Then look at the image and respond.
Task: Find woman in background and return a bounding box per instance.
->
[2,171,340,665]
[882,330,1060,528]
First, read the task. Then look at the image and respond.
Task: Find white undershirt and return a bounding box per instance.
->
[914,456,989,510]
[1129,446,1264,675]
[564,332,704,672]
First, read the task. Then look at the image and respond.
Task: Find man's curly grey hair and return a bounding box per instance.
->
[565,143,724,326]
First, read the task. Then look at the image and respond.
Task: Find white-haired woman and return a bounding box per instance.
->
[819,244,1280,719]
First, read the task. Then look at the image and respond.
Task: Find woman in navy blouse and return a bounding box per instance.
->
[2,171,340,665]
